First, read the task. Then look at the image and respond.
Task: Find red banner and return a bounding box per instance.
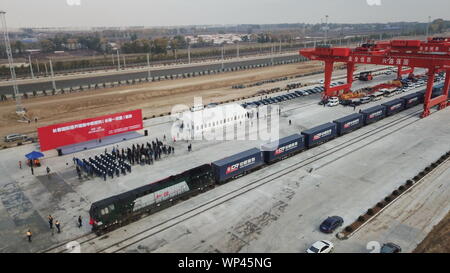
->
[38,109,143,151]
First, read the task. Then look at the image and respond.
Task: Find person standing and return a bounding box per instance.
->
[55,220,61,233]
[78,216,82,228]
[48,215,54,229]
[26,230,32,242]
[19,161,22,169]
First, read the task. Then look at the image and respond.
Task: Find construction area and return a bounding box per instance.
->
[0,6,449,255]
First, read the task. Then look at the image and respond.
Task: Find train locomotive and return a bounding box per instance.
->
[89,87,443,235]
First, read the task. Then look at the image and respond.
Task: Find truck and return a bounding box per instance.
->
[359,71,373,81]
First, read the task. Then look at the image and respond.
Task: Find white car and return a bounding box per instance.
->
[327,97,339,107]
[306,240,334,253]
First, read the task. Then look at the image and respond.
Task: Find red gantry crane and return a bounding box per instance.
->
[300,37,450,118]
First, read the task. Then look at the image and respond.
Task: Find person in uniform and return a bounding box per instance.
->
[48,215,54,229]
[55,220,61,233]
[26,230,32,242]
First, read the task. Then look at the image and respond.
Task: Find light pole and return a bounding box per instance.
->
[0,10,24,114]
[49,59,56,91]
[147,53,151,79]
[188,44,191,64]
[221,45,224,70]
[426,16,431,37]
[116,49,120,70]
[28,55,34,79]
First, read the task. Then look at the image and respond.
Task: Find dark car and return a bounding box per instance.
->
[319,216,344,233]
[287,94,297,99]
[380,243,402,253]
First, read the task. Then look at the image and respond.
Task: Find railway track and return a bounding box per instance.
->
[60,107,423,253]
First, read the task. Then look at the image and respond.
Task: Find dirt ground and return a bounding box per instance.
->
[0,61,335,144]
[413,210,450,253]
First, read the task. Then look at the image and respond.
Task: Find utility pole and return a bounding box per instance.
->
[116,49,120,70]
[0,11,24,114]
[236,41,239,58]
[49,59,56,91]
[111,53,115,66]
[122,55,126,68]
[324,15,329,44]
[426,16,431,37]
[28,55,34,79]
[279,40,282,54]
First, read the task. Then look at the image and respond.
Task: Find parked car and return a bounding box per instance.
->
[4,134,28,142]
[360,96,372,104]
[319,216,344,233]
[349,98,361,106]
[380,243,402,253]
[306,240,334,253]
[327,97,340,107]
[370,91,384,101]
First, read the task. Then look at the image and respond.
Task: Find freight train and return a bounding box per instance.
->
[89,87,446,235]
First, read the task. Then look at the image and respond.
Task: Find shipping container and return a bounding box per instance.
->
[361,105,387,125]
[415,90,425,103]
[401,93,421,109]
[211,148,263,183]
[261,134,305,163]
[301,122,337,148]
[333,113,364,135]
[382,99,405,116]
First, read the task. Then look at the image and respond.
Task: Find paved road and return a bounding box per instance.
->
[336,159,450,253]
[0,55,303,95]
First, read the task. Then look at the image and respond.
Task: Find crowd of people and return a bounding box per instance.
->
[74,137,176,181]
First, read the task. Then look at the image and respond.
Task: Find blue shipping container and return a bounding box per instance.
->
[401,93,421,108]
[382,99,405,116]
[333,113,364,135]
[211,148,263,183]
[261,134,305,163]
[361,105,387,125]
[301,122,337,148]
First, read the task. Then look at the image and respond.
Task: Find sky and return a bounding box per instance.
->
[1,0,449,28]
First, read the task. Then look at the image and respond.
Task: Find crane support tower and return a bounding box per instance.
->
[300,37,450,118]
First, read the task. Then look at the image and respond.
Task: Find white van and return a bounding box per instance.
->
[370,91,384,101]
[4,134,27,142]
